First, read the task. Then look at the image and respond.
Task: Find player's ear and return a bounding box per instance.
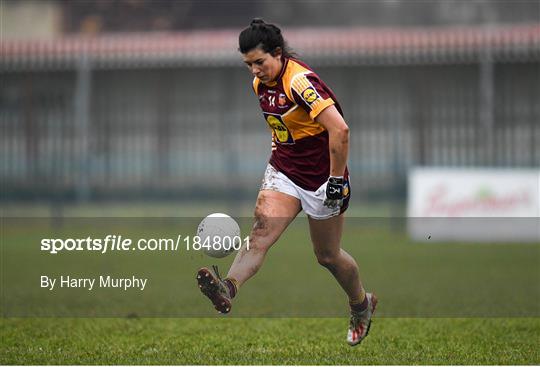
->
[271,47,282,58]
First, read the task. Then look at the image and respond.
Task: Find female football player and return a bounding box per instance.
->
[197,18,376,346]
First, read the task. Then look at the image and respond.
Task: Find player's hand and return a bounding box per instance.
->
[323,176,344,209]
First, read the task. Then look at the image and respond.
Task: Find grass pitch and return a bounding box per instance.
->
[1,318,539,364]
[1,204,539,364]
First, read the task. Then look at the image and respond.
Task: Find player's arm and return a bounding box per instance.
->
[315,105,349,177]
[289,72,348,176]
[316,105,349,208]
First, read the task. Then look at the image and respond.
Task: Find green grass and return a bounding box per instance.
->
[2,218,538,317]
[1,318,539,364]
[0,200,401,218]
[2,212,539,364]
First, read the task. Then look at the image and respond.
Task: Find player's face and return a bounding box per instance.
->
[242,47,283,84]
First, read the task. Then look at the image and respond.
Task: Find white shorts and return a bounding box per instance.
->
[260,164,349,220]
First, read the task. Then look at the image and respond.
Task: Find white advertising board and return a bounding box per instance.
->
[407,168,540,242]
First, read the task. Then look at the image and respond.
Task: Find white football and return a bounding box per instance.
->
[197,213,241,258]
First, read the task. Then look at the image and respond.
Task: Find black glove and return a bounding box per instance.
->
[323,176,344,209]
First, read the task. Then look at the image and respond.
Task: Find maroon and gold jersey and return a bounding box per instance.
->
[252,57,348,191]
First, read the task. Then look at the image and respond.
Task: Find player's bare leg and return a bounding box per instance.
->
[308,214,363,298]
[227,189,301,286]
[197,189,300,313]
[308,214,377,346]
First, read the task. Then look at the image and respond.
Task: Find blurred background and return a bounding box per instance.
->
[1,0,539,218]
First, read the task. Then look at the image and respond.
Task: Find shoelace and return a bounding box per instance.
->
[350,314,360,329]
[350,308,367,329]
[212,265,222,280]
[211,265,230,297]
[212,265,229,297]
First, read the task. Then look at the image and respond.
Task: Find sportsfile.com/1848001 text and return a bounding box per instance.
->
[40,234,250,254]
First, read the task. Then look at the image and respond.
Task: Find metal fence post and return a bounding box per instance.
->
[479,1,496,166]
[74,53,92,201]
[479,51,495,166]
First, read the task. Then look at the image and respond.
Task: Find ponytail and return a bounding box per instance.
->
[239,18,295,57]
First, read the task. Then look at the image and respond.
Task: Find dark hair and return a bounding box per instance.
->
[238,18,294,57]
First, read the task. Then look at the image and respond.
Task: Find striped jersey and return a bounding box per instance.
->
[252,57,348,191]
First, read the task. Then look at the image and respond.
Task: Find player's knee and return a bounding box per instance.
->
[315,251,339,269]
[248,211,271,252]
[252,208,269,235]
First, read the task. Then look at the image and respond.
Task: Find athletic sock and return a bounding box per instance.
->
[349,291,367,313]
[223,278,238,299]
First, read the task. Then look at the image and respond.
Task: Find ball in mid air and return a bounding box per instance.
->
[197,213,241,258]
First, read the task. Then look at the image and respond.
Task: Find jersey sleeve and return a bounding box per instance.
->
[290,73,335,120]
